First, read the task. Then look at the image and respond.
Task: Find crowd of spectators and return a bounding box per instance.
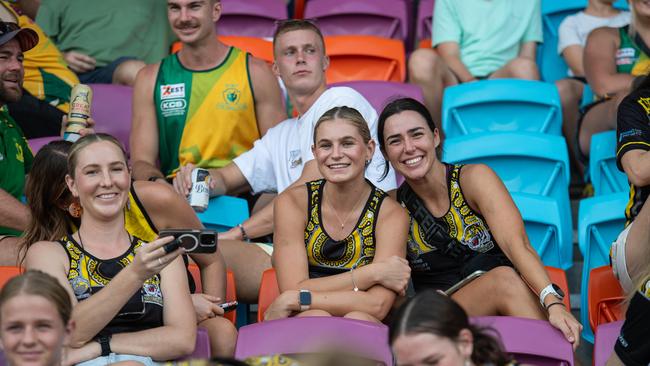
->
[0,0,647,365]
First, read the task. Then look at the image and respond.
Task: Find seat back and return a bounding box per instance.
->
[27,136,60,155]
[179,328,211,360]
[217,0,287,38]
[589,131,629,196]
[471,316,574,366]
[511,193,573,268]
[89,84,133,154]
[171,36,274,65]
[577,193,627,341]
[545,266,571,309]
[257,268,280,322]
[187,264,237,324]
[588,266,624,332]
[324,35,406,83]
[415,0,434,46]
[305,0,409,42]
[593,320,624,366]
[442,79,563,138]
[0,266,22,289]
[235,317,393,365]
[329,80,424,112]
[196,195,249,232]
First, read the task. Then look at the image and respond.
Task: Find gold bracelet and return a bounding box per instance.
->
[350,268,359,292]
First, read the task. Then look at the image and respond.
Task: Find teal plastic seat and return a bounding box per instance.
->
[443,132,572,268]
[577,192,627,342]
[441,79,562,139]
[589,131,629,196]
[196,195,249,232]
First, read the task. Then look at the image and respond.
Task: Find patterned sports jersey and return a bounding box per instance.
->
[304,179,386,278]
[616,25,650,76]
[154,48,259,177]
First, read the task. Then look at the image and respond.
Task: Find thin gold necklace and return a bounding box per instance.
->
[324,184,368,230]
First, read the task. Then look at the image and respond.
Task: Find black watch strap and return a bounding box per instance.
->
[96,334,112,356]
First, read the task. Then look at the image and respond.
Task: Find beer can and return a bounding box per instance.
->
[64,84,93,142]
[188,168,210,212]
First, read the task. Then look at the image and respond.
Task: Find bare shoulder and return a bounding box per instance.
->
[133,181,179,209]
[586,26,619,44]
[134,62,161,90]
[377,193,409,224]
[459,164,501,190]
[247,54,273,77]
[25,240,68,268]
[276,184,309,212]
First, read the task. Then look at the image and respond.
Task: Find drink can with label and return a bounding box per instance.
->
[64,84,93,142]
[189,168,210,212]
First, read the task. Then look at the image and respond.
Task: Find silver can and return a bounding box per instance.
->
[188,168,210,212]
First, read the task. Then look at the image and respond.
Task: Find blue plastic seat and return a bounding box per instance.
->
[196,195,249,232]
[441,79,562,139]
[577,192,627,342]
[511,193,572,269]
[589,131,629,196]
[443,132,572,268]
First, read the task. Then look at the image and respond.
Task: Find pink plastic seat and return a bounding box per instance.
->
[329,80,424,112]
[593,320,623,366]
[218,0,287,38]
[88,84,133,154]
[27,136,59,155]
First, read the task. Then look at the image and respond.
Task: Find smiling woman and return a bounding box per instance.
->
[23,134,196,365]
[265,106,411,323]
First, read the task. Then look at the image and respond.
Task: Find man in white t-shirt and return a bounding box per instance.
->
[555,0,629,177]
[172,19,396,301]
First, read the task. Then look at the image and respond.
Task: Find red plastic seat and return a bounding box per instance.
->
[171,36,274,65]
[0,266,22,289]
[545,266,571,309]
[588,265,624,332]
[188,264,237,324]
[257,268,280,322]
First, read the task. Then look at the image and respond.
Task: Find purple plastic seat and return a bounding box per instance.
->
[594,320,623,366]
[415,0,434,44]
[329,80,424,113]
[179,328,211,360]
[471,316,574,366]
[89,84,133,154]
[234,316,392,365]
[218,0,288,38]
[27,136,60,155]
[305,0,409,42]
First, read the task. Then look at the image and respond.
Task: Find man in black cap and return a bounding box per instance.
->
[0,21,39,264]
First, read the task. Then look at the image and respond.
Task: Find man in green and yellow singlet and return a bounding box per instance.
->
[130,0,286,184]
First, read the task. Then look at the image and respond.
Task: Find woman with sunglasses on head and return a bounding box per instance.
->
[265,106,411,323]
[377,98,582,348]
[20,139,237,357]
[23,133,196,365]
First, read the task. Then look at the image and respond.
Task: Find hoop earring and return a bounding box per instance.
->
[67,202,83,218]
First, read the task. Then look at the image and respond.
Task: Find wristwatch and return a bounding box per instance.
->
[96,334,112,357]
[299,289,311,311]
[539,283,565,307]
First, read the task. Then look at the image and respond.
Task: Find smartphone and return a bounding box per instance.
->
[444,270,486,296]
[219,300,238,312]
[159,229,218,254]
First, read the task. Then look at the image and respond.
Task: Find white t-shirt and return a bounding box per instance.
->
[234,87,397,194]
[558,10,630,57]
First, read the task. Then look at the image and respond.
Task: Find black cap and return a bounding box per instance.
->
[0,22,38,52]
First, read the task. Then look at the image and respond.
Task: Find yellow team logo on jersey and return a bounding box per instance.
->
[637,97,650,114]
[14,141,23,163]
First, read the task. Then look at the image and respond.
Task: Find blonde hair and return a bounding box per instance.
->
[313,106,372,144]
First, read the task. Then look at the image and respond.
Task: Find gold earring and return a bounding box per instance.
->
[67,202,83,218]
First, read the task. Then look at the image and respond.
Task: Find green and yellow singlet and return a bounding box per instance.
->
[616,25,650,76]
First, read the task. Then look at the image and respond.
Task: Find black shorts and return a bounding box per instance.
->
[77,56,136,84]
[614,284,650,366]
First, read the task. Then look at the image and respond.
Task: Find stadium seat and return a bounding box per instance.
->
[577,192,627,341]
[257,268,280,322]
[172,36,274,65]
[441,79,563,139]
[89,84,133,154]
[588,266,624,334]
[196,195,249,232]
[589,131,629,196]
[510,193,573,269]
[187,264,237,324]
[304,0,409,42]
[415,0,434,47]
[471,316,575,366]
[329,80,424,112]
[545,266,571,309]
[593,320,623,366]
[235,317,393,365]
[27,136,59,155]
[217,0,287,38]
[0,266,22,289]
[324,35,406,83]
[180,328,211,360]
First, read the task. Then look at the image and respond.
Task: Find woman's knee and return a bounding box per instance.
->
[488,266,529,295]
[297,309,331,317]
[555,79,583,106]
[408,48,443,82]
[200,317,238,356]
[343,311,381,323]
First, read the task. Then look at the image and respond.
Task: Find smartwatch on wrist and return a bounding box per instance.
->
[96,334,112,357]
[539,283,565,307]
[299,289,311,311]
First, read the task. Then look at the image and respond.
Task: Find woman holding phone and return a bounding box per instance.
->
[265,106,411,322]
[377,98,582,348]
[24,134,196,365]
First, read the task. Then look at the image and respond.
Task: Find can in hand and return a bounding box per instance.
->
[64,84,93,142]
[188,168,211,212]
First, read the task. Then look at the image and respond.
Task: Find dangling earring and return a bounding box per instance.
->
[67,202,83,218]
[365,159,371,167]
